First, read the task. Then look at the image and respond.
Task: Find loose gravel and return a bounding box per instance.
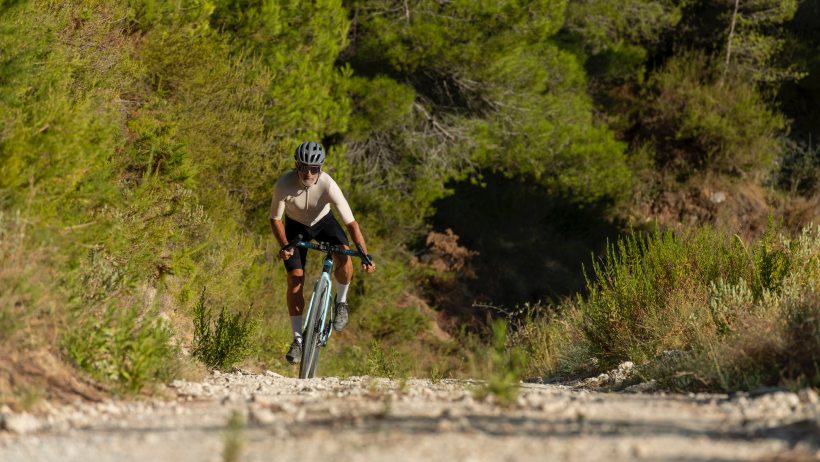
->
[1,370,818,461]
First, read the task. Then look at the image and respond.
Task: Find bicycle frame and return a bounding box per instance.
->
[302,249,335,346]
[283,234,372,379]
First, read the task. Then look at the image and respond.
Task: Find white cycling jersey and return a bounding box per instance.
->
[270,170,355,226]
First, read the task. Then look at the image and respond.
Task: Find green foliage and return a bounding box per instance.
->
[346,75,416,141]
[467,43,633,202]
[0,1,126,217]
[661,266,820,391]
[778,139,820,195]
[192,291,258,370]
[564,0,683,56]
[474,320,526,406]
[344,0,633,246]
[753,218,792,295]
[351,0,566,73]
[0,212,48,344]
[358,304,430,342]
[63,305,177,394]
[3,0,818,395]
[717,0,801,83]
[578,226,749,367]
[645,52,786,176]
[508,309,573,379]
[364,340,401,379]
[522,223,820,391]
[222,410,245,462]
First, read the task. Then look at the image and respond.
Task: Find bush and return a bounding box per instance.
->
[63,305,177,394]
[191,291,257,371]
[645,52,787,178]
[521,223,820,391]
[579,226,750,367]
[663,226,820,391]
[778,138,820,195]
[509,306,578,379]
[474,320,526,406]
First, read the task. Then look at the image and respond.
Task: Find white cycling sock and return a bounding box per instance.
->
[290,316,302,342]
[336,282,350,303]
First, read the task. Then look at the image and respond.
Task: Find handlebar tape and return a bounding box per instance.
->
[282,234,303,251]
[356,244,374,266]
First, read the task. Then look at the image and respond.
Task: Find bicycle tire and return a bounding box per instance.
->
[299,277,328,379]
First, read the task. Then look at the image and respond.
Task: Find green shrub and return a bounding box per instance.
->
[778,139,820,195]
[364,340,401,379]
[191,291,258,370]
[222,410,245,462]
[358,304,430,342]
[63,305,177,394]
[529,223,820,391]
[509,306,577,379]
[645,52,787,177]
[661,226,820,391]
[579,226,750,367]
[474,320,526,406]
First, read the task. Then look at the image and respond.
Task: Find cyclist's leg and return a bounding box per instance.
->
[286,269,305,316]
[284,217,309,363]
[284,217,309,316]
[314,214,352,330]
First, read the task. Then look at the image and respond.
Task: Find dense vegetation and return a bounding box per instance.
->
[1,0,817,405]
[512,223,820,390]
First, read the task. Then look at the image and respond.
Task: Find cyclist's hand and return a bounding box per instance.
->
[279,248,295,260]
[362,260,376,273]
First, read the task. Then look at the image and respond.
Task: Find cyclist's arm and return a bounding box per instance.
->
[327,176,374,271]
[270,182,293,259]
[271,218,296,261]
[270,218,288,248]
[345,220,376,272]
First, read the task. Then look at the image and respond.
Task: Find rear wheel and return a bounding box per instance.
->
[299,278,327,379]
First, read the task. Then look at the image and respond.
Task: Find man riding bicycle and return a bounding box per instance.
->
[270,141,377,365]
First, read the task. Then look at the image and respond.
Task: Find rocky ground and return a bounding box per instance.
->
[1,369,818,462]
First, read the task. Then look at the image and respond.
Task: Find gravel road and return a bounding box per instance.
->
[1,370,818,462]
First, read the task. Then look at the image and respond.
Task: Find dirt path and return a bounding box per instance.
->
[1,370,818,462]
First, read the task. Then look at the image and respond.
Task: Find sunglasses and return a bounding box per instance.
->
[296,164,321,174]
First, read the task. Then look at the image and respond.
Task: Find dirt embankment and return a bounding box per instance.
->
[1,370,818,462]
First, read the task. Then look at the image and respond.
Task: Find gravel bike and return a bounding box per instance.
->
[283,234,373,379]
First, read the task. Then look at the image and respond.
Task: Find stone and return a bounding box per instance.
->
[181,383,203,397]
[3,413,41,435]
[249,406,277,425]
[710,191,727,204]
[624,380,659,393]
[799,389,819,405]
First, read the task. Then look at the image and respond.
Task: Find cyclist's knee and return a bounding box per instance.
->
[287,271,305,289]
[334,252,351,267]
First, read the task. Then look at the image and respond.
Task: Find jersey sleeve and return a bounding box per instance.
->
[328,177,355,225]
[270,179,286,220]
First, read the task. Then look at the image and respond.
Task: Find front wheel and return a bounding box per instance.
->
[299,278,327,379]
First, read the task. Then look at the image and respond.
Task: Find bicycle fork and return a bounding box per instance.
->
[305,255,335,346]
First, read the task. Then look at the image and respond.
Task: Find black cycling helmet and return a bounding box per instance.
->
[294,141,326,165]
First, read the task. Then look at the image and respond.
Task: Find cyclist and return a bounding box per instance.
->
[270,141,376,365]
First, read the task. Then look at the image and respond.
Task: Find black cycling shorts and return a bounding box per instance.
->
[283,213,349,272]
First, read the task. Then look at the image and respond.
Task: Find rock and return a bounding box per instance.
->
[3,413,41,434]
[710,191,727,204]
[799,389,819,405]
[180,383,203,397]
[248,406,277,425]
[624,380,658,393]
[265,370,284,378]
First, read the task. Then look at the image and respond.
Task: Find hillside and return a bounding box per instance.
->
[1,0,818,408]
